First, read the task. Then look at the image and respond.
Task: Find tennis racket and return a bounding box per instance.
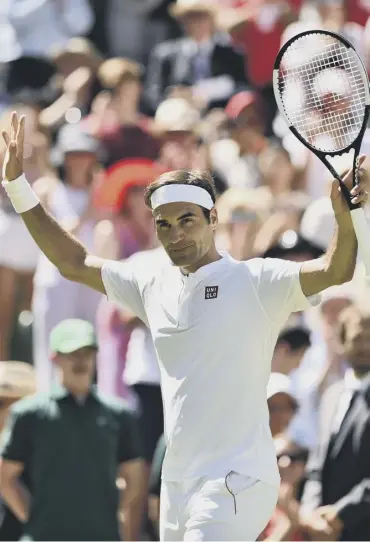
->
[273,29,370,276]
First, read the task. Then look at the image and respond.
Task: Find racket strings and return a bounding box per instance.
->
[277,35,366,152]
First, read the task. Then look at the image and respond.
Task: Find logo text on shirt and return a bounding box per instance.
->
[205,286,218,299]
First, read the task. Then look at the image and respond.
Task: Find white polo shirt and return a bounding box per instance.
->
[102,250,317,487]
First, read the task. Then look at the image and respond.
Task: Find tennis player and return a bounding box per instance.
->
[2,113,369,541]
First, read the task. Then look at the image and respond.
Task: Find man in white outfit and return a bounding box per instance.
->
[1,113,369,541]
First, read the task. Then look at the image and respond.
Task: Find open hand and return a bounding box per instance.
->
[2,112,25,182]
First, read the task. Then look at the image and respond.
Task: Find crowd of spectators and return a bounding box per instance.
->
[0,0,370,540]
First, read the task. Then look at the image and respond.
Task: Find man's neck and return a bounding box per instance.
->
[63,383,90,398]
[190,33,213,45]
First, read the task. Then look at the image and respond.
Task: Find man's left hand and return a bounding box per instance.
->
[331,154,369,221]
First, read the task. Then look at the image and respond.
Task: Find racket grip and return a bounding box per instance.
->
[350,208,370,278]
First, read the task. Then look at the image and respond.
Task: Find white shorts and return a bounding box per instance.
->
[0,210,39,272]
[160,471,278,541]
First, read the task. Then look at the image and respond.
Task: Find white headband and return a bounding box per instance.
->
[150,184,214,210]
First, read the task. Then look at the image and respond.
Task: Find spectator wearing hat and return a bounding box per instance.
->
[154,96,228,194]
[0,319,145,542]
[39,37,105,133]
[85,58,160,168]
[0,0,94,106]
[219,91,273,190]
[154,97,205,170]
[31,123,102,392]
[92,159,160,401]
[267,373,299,439]
[145,0,247,112]
[0,362,35,541]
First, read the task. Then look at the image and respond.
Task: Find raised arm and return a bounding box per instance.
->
[300,157,369,297]
[1,112,105,293]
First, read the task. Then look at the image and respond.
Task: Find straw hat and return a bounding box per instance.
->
[51,38,103,72]
[154,98,201,133]
[169,0,217,19]
[0,362,36,400]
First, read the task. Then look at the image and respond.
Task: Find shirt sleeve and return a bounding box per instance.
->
[247,258,320,325]
[117,409,143,463]
[0,406,32,463]
[101,259,148,325]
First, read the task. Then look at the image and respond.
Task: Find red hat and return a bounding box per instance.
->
[225,91,258,121]
[93,158,159,212]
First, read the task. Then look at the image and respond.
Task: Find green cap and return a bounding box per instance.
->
[49,319,98,354]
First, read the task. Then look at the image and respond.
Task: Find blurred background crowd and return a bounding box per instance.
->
[0,0,370,540]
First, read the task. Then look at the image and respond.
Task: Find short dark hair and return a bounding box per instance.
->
[276,328,311,351]
[144,170,217,222]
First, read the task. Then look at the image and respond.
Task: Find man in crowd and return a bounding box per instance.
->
[300,304,370,541]
[0,361,35,541]
[0,319,145,541]
[145,0,246,111]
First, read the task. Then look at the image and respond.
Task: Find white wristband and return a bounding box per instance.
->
[1,174,40,214]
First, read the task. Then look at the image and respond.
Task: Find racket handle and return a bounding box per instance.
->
[350,208,370,277]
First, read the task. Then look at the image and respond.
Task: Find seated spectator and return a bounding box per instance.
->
[288,283,356,451]
[0,105,53,361]
[32,122,102,391]
[271,320,311,376]
[85,58,160,166]
[0,362,35,541]
[267,373,299,439]
[154,97,206,171]
[93,160,160,399]
[0,319,145,541]
[221,0,301,134]
[299,304,370,541]
[220,91,272,189]
[0,0,94,106]
[258,145,304,198]
[145,0,247,111]
[215,186,268,260]
[260,440,308,541]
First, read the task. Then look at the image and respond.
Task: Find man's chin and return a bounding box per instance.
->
[167,247,196,267]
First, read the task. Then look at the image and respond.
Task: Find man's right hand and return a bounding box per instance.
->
[2,112,25,181]
[302,508,342,541]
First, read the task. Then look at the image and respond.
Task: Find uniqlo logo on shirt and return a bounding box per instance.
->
[205,286,218,299]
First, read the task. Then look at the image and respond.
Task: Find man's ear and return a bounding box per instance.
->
[210,207,218,231]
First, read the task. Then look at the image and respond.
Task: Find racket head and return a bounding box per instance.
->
[273,29,370,208]
[273,29,370,154]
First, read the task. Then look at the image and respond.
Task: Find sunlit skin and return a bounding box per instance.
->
[153,201,221,274]
[53,346,96,396]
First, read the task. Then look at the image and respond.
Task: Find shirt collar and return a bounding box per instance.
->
[180,251,230,284]
[183,37,215,56]
[51,384,98,401]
